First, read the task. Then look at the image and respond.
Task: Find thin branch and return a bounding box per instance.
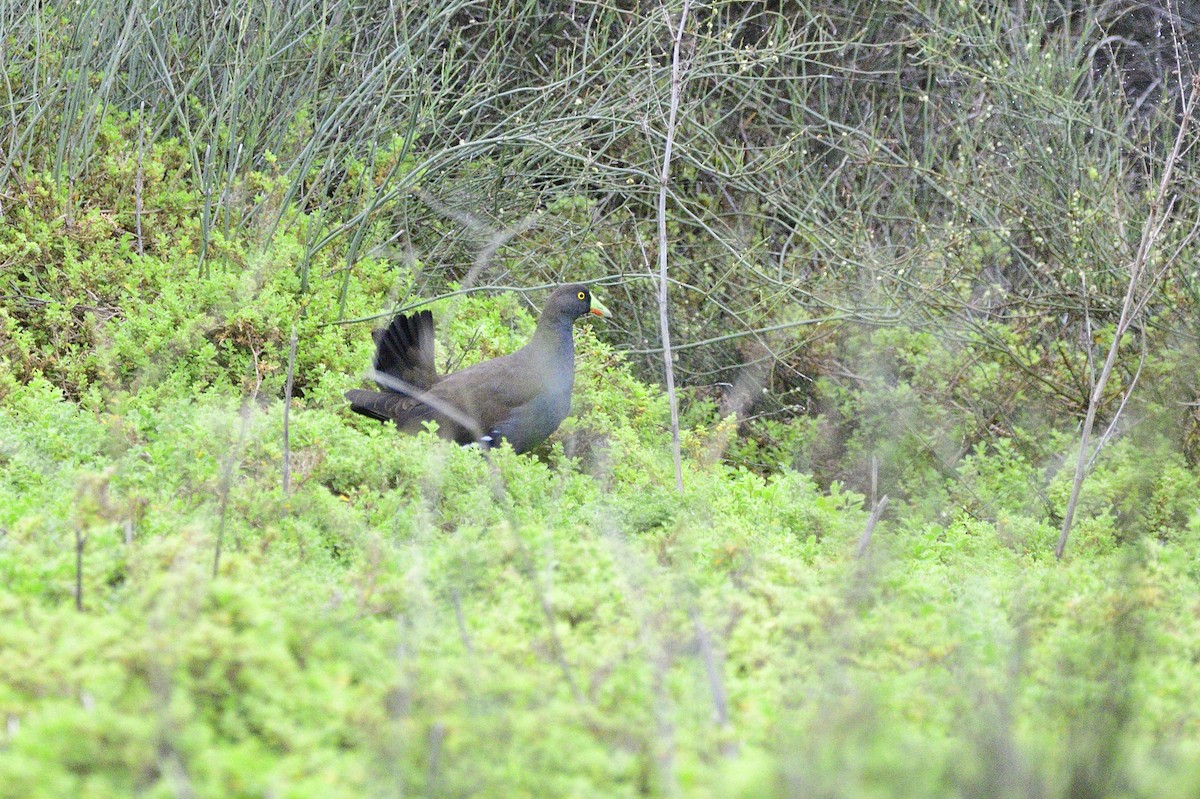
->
[621,313,858,354]
[1088,330,1148,472]
[74,527,86,612]
[134,99,145,257]
[213,403,252,579]
[690,607,735,757]
[1056,73,1200,559]
[856,495,889,558]
[656,0,691,492]
[282,325,298,496]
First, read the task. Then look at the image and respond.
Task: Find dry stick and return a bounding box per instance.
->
[690,607,735,757]
[1089,332,1148,472]
[451,588,475,655]
[1056,75,1200,559]
[212,404,252,578]
[656,0,691,492]
[870,455,878,510]
[856,495,889,558]
[622,312,856,355]
[135,99,145,257]
[336,282,571,328]
[282,325,298,495]
[427,722,446,796]
[74,527,86,612]
[198,142,213,278]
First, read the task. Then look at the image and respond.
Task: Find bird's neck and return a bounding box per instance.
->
[529,318,576,377]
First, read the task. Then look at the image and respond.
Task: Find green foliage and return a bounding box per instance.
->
[6,343,1200,795]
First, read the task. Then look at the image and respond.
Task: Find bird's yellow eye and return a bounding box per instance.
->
[577,291,586,300]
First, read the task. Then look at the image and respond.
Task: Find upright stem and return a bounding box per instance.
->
[282,326,298,495]
[74,528,86,612]
[1056,75,1199,558]
[656,0,690,492]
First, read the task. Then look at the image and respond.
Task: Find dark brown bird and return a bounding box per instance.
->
[345,284,611,453]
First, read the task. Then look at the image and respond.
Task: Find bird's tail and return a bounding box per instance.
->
[345,388,433,426]
[372,310,438,392]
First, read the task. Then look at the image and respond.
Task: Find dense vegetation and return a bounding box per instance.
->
[3,1,1200,796]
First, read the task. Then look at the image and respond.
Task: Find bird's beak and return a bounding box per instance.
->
[589,295,612,318]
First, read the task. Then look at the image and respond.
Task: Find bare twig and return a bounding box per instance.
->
[74,527,86,612]
[213,403,252,578]
[621,313,858,355]
[1088,330,1148,472]
[282,325,298,495]
[655,0,691,492]
[411,186,544,288]
[856,495,889,558]
[870,455,878,509]
[1056,74,1200,559]
[690,607,735,757]
[134,99,145,257]
[451,588,475,655]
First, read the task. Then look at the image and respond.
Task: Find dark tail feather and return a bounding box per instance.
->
[373,310,438,392]
[345,389,393,422]
[345,388,433,426]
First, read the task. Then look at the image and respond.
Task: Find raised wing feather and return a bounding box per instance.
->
[372,310,439,392]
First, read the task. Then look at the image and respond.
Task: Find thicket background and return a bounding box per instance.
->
[3,1,1200,797]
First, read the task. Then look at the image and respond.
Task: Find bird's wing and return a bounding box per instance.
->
[427,350,547,426]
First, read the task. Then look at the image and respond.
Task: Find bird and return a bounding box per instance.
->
[345,284,612,453]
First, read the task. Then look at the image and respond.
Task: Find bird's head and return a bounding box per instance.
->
[549,283,612,322]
